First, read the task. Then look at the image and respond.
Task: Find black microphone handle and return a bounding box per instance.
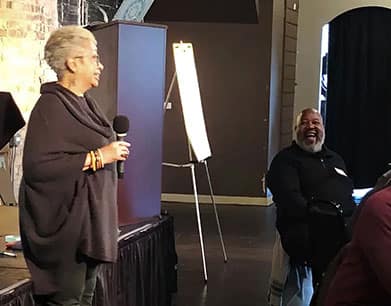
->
[117,161,125,179]
[117,134,126,179]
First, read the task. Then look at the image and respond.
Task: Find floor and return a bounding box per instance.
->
[161,202,276,306]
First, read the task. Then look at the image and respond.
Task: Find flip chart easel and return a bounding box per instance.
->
[163,42,228,282]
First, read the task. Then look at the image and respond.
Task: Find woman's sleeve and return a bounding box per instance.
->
[357,197,391,294]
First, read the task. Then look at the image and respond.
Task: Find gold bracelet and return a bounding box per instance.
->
[90,150,96,171]
[97,148,104,168]
[94,150,102,170]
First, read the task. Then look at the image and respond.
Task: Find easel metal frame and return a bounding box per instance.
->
[163,72,228,282]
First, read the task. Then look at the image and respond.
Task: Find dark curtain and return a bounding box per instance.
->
[0,281,34,306]
[326,6,391,188]
[94,215,178,306]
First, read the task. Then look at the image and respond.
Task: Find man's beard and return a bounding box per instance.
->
[296,135,325,153]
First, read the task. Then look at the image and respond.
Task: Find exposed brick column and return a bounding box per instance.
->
[280,0,299,148]
[0,0,58,199]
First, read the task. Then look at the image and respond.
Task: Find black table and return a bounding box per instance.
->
[0,215,177,306]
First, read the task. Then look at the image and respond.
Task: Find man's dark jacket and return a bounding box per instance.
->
[267,142,356,264]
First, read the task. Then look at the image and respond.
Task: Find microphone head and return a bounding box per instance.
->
[113,115,129,134]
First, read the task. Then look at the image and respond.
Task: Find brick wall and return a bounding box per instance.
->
[0,0,58,198]
[280,0,299,148]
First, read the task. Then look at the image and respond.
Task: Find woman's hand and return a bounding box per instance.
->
[99,141,131,165]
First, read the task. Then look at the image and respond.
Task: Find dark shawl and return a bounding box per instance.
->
[19,82,118,295]
[0,91,25,149]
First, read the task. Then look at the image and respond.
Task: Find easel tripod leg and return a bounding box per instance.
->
[190,164,208,282]
[203,160,228,262]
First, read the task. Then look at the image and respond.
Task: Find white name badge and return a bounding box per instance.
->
[335,167,348,177]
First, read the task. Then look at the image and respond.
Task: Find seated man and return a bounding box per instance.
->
[267,108,356,306]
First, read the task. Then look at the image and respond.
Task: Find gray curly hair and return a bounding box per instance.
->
[44,26,97,79]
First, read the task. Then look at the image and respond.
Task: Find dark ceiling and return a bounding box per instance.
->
[146,0,258,23]
[88,0,258,24]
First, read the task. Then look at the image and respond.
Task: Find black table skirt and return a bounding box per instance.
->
[0,216,177,306]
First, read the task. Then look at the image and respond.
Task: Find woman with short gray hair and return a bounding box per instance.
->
[19,25,130,306]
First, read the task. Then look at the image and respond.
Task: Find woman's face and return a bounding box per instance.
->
[72,41,104,90]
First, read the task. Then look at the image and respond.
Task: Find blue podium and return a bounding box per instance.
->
[89,20,167,225]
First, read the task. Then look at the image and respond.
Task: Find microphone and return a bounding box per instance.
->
[113,115,129,179]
